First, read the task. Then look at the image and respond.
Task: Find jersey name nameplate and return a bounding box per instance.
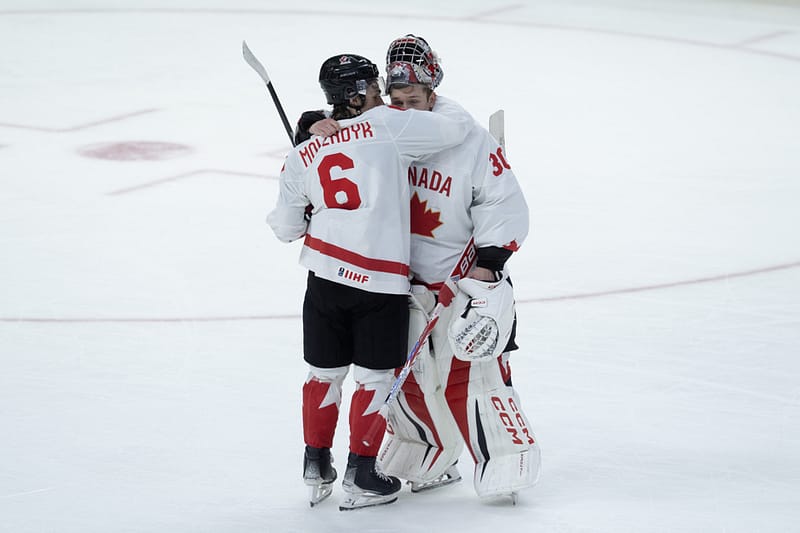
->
[299,122,375,168]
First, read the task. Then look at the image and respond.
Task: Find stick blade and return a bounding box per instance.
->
[489,109,505,150]
[242,40,270,83]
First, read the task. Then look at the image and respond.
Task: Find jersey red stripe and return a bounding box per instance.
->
[304,234,410,276]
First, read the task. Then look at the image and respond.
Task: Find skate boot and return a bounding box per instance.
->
[410,461,462,493]
[339,452,401,511]
[303,446,337,507]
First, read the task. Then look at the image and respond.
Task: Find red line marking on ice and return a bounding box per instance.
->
[518,261,800,304]
[3,261,799,324]
[732,30,794,48]
[79,141,191,161]
[107,169,276,196]
[469,20,800,63]
[0,108,159,133]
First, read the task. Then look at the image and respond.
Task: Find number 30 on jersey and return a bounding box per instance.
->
[489,147,511,177]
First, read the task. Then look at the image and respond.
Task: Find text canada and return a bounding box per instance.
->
[408,165,453,197]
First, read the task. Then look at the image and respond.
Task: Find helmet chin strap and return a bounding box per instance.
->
[350,94,367,115]
[332,94,366,120]
[331,94,367,120]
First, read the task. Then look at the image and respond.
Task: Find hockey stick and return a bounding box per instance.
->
[361,236,477,448]
[489,109,505,150]
[242,40,296,146]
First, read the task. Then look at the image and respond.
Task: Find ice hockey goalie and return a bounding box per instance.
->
[379,277,541,500]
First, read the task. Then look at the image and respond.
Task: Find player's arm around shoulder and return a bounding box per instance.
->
[430,94,472,121]
[385,105,472,158]
[422,97,474,141]
[266,153,311,243]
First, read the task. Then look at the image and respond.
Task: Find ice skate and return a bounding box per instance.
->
[303,446,337,507]
[410,462,462,493]
[339,452,401,511]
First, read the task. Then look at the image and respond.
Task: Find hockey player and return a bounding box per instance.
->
[266,53,470,510]
[305,35,541,501]
[380,34,541,502]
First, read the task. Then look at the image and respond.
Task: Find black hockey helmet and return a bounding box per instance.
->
[319,54,381,105]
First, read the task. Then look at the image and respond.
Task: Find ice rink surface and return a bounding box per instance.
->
[1,1,799,531]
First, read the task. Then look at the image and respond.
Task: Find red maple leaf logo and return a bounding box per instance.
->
[410,192,443,237]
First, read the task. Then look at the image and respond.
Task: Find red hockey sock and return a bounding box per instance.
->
[302,377,341,448]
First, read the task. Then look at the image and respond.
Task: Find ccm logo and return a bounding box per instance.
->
[491,396,535,446]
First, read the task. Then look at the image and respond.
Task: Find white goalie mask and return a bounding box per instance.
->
[448,275,515,361]
[385,34,444,91]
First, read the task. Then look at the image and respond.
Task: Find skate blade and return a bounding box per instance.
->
[410,472,462,493]
[338,493,398,511]
[479,491,519,505]
[308,482,334,507]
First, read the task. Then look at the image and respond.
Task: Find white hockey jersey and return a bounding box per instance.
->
[267,104,470,295]
[408,96,529,286]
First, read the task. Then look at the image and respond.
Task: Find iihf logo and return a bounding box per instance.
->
[338,266,370,284]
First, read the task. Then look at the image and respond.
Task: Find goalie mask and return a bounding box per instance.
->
[319,54,383,105]
[448,276,515,361]
[385,34,443,91]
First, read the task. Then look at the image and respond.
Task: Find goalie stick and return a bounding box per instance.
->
[361,235,477,448]
[242,40,296,146]
[489,109,505,150]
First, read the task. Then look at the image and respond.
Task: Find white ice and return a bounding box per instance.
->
[1,1,799,532]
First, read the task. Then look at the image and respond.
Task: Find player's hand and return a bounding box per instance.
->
[467,266,498,281]
[309,118,341,138]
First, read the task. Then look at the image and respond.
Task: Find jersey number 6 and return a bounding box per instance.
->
[318,153,362,210]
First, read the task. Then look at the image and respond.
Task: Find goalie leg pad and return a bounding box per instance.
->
[379,367,464,484]
[444,354,541,497]
[474,446,541,499]
[379,288,464,484]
